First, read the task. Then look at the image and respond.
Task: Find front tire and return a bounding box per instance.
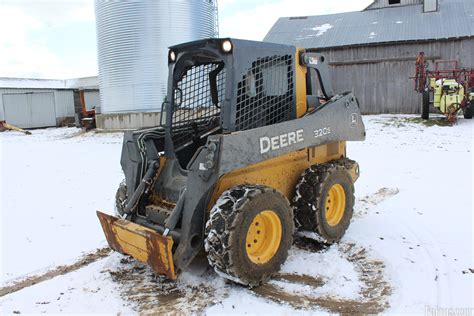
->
[205,185,294,287]
[421,91,430,120]
[463,104,473,119]
[293,160,355,243]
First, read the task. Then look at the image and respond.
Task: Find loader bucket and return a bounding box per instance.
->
[96,211,176,280]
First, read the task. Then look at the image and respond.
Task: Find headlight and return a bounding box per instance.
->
[221,40,232,53]
[169,50,176,62]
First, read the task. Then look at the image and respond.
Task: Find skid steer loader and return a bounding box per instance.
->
[97,38,366,286]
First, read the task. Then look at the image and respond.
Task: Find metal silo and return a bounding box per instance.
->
[95,0,218,116]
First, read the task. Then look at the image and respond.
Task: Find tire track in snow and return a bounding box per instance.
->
[354,187,400,218]
[1,187,397,313]
[0,248,111,297]
[106,187,397,314]
[253,241,392,314]
[398,215,454,306]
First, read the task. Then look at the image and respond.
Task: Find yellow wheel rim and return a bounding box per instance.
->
[325,184,346,226]
[245,210,282,264]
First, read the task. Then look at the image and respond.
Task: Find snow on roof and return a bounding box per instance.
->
[0,76,99,90]
[264,0,474,49]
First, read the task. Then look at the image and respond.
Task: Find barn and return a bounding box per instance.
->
[0,77,100,129]
[264,0,474,114]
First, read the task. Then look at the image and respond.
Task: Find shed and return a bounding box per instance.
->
[0,77,100,128]
[264,0,474,114]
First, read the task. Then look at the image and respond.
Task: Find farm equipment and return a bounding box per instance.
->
[77,90,96,130]
[97,38,366,286]
[414,52,474,123]
[0,120,31,135]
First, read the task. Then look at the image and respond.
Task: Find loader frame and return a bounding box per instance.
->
[99,39,366,276]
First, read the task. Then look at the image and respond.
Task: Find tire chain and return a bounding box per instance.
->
[292,158,356,243]
[115,180,127,217]
[204,184,291,286]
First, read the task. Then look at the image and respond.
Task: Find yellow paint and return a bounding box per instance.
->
[433,79,465,113]
[209,142,347,208]
[149,156,177,208]
[97,211,176,279]
[157,155,167,178]
[245,210,282,264]
[295,48,308,118]
[325,183,346,226]
[113,222,152,262]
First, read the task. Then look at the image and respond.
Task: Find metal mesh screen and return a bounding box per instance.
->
[235,55,294,131]
[171,63,225,148]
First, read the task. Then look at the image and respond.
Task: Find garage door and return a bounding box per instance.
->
[3,92,56,128]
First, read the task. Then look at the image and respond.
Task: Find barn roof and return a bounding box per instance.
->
[264,0,474,49]
[0,76,99,90]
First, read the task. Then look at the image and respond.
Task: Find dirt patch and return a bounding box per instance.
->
[374,116,453,128]
[0,248,111,297]
[402,117,452,127]
[273,273,325,288]
[253,240,392,314]
[103,257,227,314]
[254,283,381,314]
[293,235,329,252]
[106,238,391,314]
[355,187,399,217]
[103,188,394,313]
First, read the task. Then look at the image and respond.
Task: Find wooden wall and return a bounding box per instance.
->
[317,38,474,114]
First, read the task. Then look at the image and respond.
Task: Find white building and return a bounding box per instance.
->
[0,77,100,129]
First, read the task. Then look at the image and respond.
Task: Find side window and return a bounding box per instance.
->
[245,71,257,97]
[261,64,289,96]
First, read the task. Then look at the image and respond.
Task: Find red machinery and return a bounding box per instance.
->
[414,52,474,93]
[78,90,96,130]
[413,52,474,122]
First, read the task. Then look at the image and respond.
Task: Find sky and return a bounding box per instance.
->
[0,0,373,79]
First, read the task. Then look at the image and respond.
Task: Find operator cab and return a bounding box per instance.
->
[164,39,334,170]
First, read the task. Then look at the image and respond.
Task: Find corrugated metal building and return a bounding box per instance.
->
[0,77,100,128]
[94,0,218,130]
[264,0,474,114]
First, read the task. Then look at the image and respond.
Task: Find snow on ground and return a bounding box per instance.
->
[0,115,473,314]
[0,128,123,283]
[347,115,474,312]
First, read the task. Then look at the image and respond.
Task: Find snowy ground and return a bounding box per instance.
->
[0,115,473,314]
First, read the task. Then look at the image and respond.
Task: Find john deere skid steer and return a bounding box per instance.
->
[97,38,366,286]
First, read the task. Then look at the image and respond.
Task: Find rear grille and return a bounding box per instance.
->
[235,55,294,131]
[172,63,225,148]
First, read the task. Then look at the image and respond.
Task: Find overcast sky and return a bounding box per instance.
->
[0,0,372,79]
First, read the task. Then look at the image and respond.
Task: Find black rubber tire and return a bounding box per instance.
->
[204,184,294,287]
[463,104,473,119]
[421,91,430,120]
[292,160,355,244]
[115,180,127,217]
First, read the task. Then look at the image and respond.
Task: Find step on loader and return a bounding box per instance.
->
[97,38,366,286]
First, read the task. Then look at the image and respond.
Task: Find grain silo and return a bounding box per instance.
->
[94,0,218,130]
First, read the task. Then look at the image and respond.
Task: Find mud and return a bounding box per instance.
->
[0,248,111,297]
[103,257,227,314]
[106,238,391,314]
[355,187,400,217]
[251,239,392,314]
[293,235,329,252]
[273,273,325,288]
[2,189,394,313]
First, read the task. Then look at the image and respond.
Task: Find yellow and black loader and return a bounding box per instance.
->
[97,38,365,286]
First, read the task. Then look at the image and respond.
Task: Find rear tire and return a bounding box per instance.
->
[463,104,473,119]
[421,91,430,120]
[115,180,127,217]
[292,160,355,243]
[205,185,294,287]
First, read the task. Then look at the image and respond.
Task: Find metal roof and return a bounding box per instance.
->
[0,76,99,90]
[264,0,474,49]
